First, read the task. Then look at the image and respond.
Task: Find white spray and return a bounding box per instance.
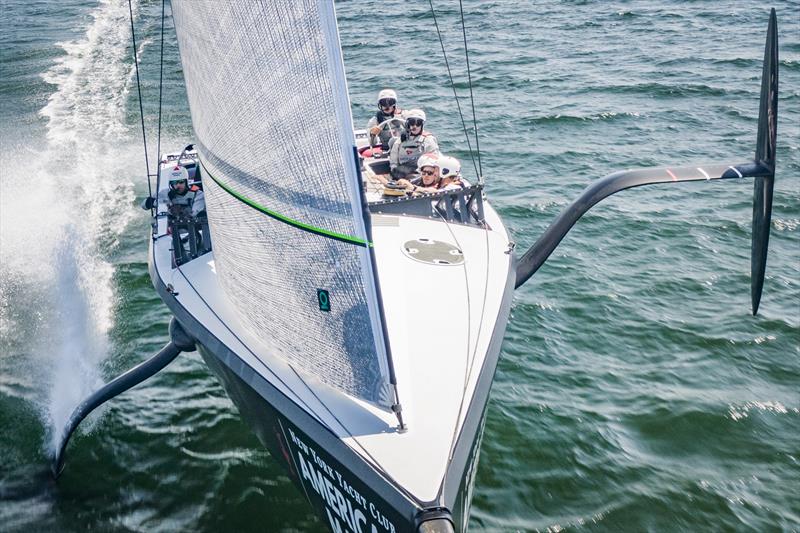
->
[0,0,144,454]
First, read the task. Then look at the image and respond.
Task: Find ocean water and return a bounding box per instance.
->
[1,1,798,531]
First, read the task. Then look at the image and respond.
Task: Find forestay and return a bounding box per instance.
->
[171,0,395,408]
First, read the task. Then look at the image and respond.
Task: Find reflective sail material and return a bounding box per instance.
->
[171,0,393,407]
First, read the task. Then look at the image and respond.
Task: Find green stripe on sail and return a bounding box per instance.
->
[200,160,371,248]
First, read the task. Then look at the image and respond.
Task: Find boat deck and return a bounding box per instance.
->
[151,153,514,504]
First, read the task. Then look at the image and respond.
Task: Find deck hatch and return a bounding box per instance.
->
[403,239,464,265]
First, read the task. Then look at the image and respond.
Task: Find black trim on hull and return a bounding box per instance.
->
[198,344,411,533]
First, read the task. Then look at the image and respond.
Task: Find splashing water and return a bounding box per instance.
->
[45,229,109,452]
[0,0,140,455]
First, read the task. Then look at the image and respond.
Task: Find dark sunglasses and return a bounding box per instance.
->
[420,168,437,176]
[406,118,424,127]
[379,98,396,108]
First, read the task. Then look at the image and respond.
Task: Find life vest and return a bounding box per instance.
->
[396,131,434,166]
[439,179,466,191]
[168,189,197,216]
[374,109,394,124]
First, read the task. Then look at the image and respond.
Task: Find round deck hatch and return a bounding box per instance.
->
[402,238,464,265]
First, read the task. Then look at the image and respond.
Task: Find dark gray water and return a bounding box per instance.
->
[1,1,798,531]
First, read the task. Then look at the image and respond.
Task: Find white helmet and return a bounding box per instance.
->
[168,165,189,187]
[377,89,397,106]
[416,152,441,171]
[438,155,461,179]
[405,108,426,123]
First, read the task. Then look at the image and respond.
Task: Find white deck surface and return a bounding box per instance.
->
[152,159,512,502]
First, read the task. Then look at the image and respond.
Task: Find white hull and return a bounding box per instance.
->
[150,152,515,531]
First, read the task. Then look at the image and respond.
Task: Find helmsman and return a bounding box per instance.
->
[366,88,404,150]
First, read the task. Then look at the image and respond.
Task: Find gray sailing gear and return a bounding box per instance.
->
[367,109,404,149]
[389,132,439,179]
[167,188,206,218]
[190,190,206,216]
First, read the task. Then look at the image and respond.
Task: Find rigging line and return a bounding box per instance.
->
[127,0,152,200]
[464,214,492,395]
[437,204,492,464]
[458,221,491,402]
[428,0,480,180]
[458,0,483,179]
[435,207,471,394]
[436,208,471,388]
[460,195,493,386]
[156,0,165,174]
[426,198,477,466]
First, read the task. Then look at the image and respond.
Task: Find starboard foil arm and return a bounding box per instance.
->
[515,8,779,317]
[51,318,195,477]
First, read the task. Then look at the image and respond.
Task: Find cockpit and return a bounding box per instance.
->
[157,149,212,267]
[355,126,486,229]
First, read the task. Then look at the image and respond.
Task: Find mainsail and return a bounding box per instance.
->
[171,0,395,408]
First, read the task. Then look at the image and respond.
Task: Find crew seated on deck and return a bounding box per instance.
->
[163,165,210,262]
[366,88,404,150]
[389,108,439,180]
[165,166,205,218]
[397,153,464,194]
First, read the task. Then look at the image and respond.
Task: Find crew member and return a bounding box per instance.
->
[366,89,403,149]
[389,109,439,180]
[396,153,464,193]
[437,155,465,190]
[166,165,205,218]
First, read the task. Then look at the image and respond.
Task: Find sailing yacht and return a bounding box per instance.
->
[50,2,780,532]
[150,1,781,530]
[149,2,513,532]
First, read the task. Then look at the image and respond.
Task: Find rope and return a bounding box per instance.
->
[453,1,492,402]
[434,197,493,464]
[127,0,152,201]
[425,5,493,450]
[458,0,483,179]
[428,0,480,180]
[156,0,165,176]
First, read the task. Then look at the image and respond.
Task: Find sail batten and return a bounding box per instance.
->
[172,0,393,408]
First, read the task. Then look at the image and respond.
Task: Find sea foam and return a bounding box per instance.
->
[0,0,139,455]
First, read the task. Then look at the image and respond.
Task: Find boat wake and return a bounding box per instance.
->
[0,0,140,456]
